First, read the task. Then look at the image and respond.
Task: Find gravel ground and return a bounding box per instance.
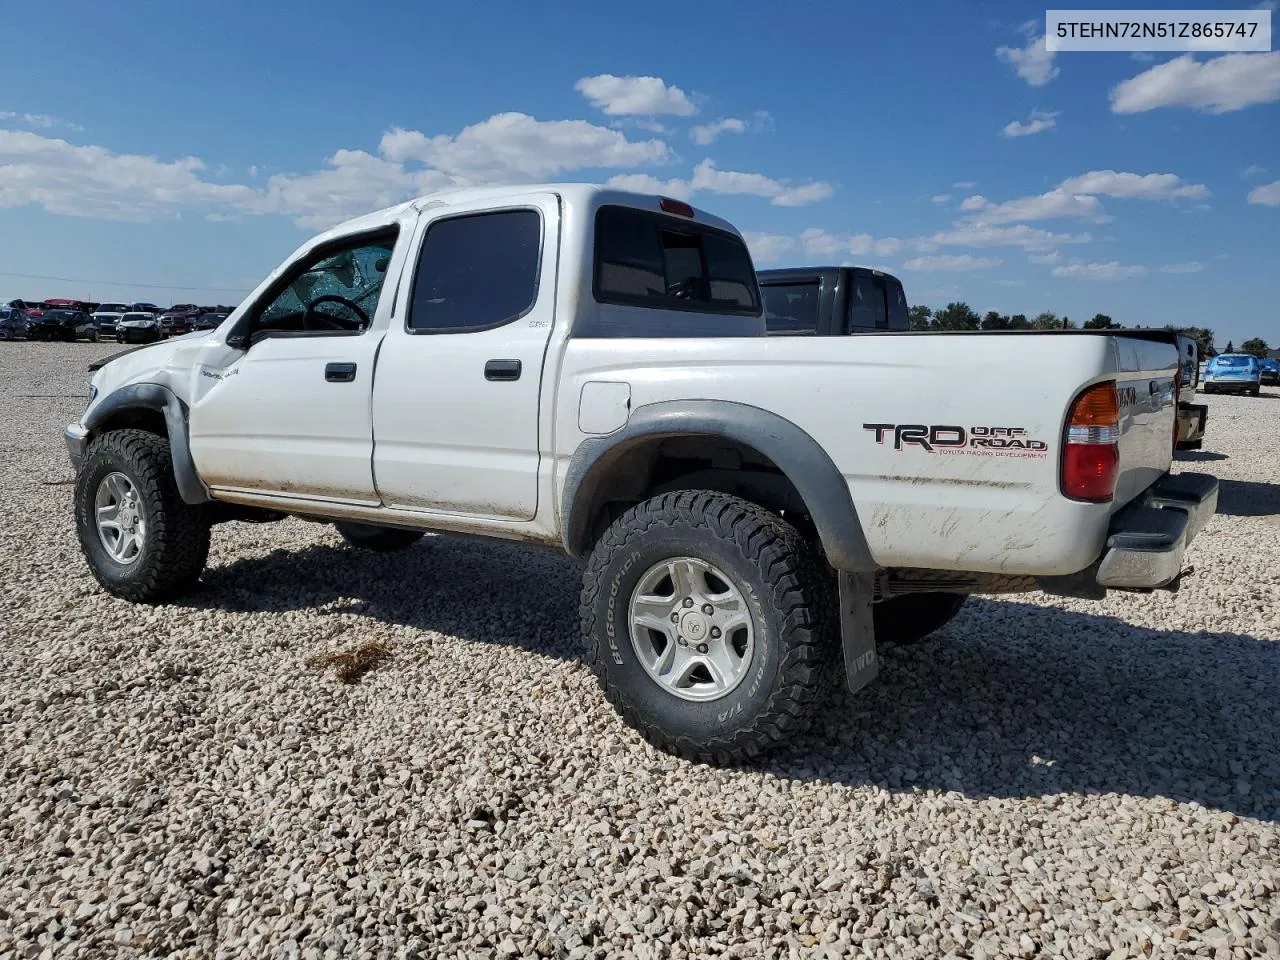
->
[1,340,1276,960]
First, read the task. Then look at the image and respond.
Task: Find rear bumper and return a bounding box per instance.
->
[1095,472,1218,589]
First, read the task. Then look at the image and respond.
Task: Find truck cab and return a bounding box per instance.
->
[759,267,909,336]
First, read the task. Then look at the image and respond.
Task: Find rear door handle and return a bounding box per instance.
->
[325,362,357,382]
[484,359,522,381]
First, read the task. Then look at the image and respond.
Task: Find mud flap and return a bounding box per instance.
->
[838,571,878,694]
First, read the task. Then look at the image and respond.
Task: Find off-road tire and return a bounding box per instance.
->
[75,429,211,602]
[580,490,836,764]
[873,592,968,645]
[335,522,425,552]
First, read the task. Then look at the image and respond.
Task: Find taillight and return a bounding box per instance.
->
[1172,365,1181,450]
[1062,381,1120,502]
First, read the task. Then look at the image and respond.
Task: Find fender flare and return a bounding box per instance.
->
[83,383,211,505]
[560,399,876,572]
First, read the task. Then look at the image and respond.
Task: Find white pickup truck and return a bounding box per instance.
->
[65,184,1218,762]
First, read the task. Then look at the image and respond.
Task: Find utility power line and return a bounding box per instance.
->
[0,270,248,294]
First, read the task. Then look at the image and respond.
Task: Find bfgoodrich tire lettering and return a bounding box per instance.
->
[75,429,210,602]
[580,490,835,764]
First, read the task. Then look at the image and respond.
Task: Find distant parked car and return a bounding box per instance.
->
[90,302,130,338]
[192,311,229,331]
[28,309,99,342]
[116,311,166,344]
[1201,354,1261,396]
[1259,357,1280,386]
[1,307,31,340]
[129,302,162,314]
[158,304,202,336]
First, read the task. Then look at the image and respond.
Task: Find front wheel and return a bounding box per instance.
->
[335,522,425,552]
[873,592,968,645]
[581,490,835,764]
[75,430,211,602]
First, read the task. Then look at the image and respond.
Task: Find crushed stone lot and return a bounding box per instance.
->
[0,340,1276,960]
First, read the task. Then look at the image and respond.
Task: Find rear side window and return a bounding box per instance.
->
[848,275,888,330]
[593,206,760,316]
[409,209,541,332]
[885,279,908,330]
[847,273,909,332]
[762,281,820,335]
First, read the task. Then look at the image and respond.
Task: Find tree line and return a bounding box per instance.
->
[907,303,1270,359]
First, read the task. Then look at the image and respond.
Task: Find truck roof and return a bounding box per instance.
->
[759,265,904,283]
[320,183,744,243]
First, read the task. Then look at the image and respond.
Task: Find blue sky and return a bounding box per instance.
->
[1,0,1277,345]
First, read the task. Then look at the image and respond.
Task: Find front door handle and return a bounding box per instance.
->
[325,362,357,382]
[484,359,522,381]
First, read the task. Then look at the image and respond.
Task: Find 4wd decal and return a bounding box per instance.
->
[864,423,1049,458]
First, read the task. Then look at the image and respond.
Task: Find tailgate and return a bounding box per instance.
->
[1107,335,1179,507]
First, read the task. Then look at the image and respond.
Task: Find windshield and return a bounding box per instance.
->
[97,303,128,312]
[1214,356,1253,368]
[121,313,153,322]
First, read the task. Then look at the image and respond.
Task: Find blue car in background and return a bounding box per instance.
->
[1201,354,1261,396]
[1259,357,1280,386]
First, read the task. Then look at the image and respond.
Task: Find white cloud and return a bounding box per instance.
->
[903,254,1003,271]
[956,169,1208,225]
[798,228,901,258]
[1242,164,1266,177]
[575,74,697,116]
[604,160,832,208]
[930,222,1092,250]
[1248,180,1280,206]
[0,111,82,131]
[690,117,746,145]
[953,181,977,189]
[1056,170,1208,200]
[690,159,832,207]
[1000,109,1059,138]
[959,189,1109,223]
[251,149,454,230]
[996,34,1060,87]
[1110,53,1280,114]
[930,194,951,204]
[604,173,694,200]
[0,129,256,221]
[1156,261,1204,274]
[1052,261,1146,280]
[379,113,670,181]
[1028,250,1062,264]
[742,232,795,263]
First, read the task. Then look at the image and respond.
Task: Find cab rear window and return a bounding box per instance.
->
[593,205,761,316]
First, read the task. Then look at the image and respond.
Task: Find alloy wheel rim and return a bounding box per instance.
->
[628,557,755,702]
[94,472,146,564]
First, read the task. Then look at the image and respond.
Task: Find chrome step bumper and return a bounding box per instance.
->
[1096,472,1218,589]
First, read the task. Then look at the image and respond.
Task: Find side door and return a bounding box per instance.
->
[188,227,404,504]
[371,195,559,520]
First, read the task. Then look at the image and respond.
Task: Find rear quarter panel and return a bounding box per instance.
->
[553,332,1176,575]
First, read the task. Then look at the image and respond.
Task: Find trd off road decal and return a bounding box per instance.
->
[864,423,1049,459]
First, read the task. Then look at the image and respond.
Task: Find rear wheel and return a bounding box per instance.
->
[581,490,835,764]
[74,430,211,602]
[873,592,968,645]
[335,522,425,552]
